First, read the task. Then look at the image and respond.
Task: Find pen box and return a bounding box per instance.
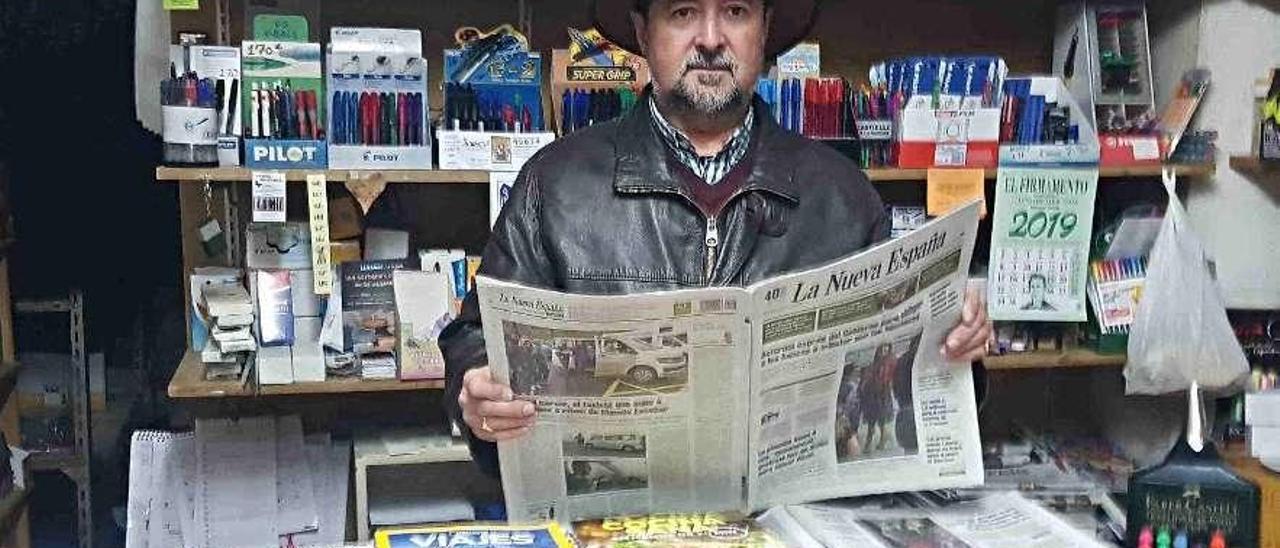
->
[898,108,1001,169]
[436,130,555,172]
[326,28,432,170]
[242,41,328,169]
[998,76,1100,167]
[442,35,546,134]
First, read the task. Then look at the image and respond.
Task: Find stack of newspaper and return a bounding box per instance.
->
[758,491,1111,547]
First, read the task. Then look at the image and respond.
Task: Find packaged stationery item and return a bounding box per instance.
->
[327,28,431,169]
[242,40,327,169]
[439,25,556,171]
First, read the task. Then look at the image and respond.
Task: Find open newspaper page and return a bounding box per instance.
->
[476,278,752,522]
[764,492,1105,547]
[746,201,985,510]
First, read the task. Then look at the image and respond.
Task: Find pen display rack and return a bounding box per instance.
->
[242,40,328,170]
[873,56,1009,169]
[1054,2,1158,166]
[164,45,242,167]
[998,76,1101,166]
[550,30,650,137]
[438,30,554,171]
[326,28,431,170]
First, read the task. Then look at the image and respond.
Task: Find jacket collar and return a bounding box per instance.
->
[614,87,801,203]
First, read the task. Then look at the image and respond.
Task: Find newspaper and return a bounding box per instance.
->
[477,201,984,522]
[759,492,1107,547]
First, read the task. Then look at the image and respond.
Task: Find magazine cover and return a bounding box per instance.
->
[374,523,573,548]
[571,513,785,548]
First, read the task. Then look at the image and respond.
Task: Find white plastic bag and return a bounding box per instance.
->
[1125,169,1248,395]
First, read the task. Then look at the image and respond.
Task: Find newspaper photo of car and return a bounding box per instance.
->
[834,331,924,464]
[501,321,691,397]
[563,459,649,497]
[564,431,647,459]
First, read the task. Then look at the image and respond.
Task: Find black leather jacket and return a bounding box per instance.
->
[440,93,889,476]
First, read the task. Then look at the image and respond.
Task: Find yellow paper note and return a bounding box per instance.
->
[163,0,199,10]
[306,174,333,295]
[927,168,987,218]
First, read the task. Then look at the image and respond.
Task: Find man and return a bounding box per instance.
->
[1021,273,1055,311]
[440,0,993,476]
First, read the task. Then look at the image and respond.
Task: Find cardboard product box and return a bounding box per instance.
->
[289,269,323,318]
[328,194,364,241]
[326,28,432,169]
[246,223,312,270]
[330,239,363,266]
[241,41,327,169]
[292,316,325,383]
[1249,391,1280,427]
[898,108,1002,169]
[257,345,294,385]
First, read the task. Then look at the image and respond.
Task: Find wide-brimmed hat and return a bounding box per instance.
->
[591,0,819,58]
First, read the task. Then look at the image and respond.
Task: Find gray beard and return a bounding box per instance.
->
[658,78,748,126]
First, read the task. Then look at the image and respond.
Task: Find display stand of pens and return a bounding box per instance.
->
[1001,79,1081,145]
[326,28,431,170]
[757,78,896,169]
[560,87,636,134]
[444,83,540,133]
[1087,256,1147,336]
[161,70,220,166]
[247,81,321,140]
[241,41,327,170]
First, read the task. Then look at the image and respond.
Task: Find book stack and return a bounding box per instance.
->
[1246,390,1280,463]
[341,259,407,380]
[201,281,256,380]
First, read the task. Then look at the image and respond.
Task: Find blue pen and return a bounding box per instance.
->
[780,79,792,131]
[334,91,345,144]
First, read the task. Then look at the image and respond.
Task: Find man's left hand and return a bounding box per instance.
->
[944,286,994,362]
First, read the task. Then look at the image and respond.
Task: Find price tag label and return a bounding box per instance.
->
[306,174,332,295]
[252,171,287,223]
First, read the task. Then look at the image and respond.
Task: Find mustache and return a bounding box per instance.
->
[682,50,737,75]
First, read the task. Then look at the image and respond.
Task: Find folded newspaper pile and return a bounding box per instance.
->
[477,202,987,522]
[758,491,1110,547]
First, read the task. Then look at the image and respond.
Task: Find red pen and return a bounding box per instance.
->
[306,90,319,140]
[361,92,375,145]
[296,90,308,138]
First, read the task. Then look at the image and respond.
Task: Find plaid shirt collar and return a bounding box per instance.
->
[648,96,754,186]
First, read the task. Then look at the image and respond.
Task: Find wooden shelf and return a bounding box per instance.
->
[168,350,253,398]
[1229,155,1280,176]
[982,349,1126,370]
[27,452,84,474]
[167,350,444,399]
[155,166,489,184]
[157,163,1214,185]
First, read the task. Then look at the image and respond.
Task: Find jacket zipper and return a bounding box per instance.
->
[704,216,720,283]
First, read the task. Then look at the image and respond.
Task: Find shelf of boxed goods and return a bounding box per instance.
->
[156,163,1216,185]
[167,349,445,399]
[981,349,1127,370]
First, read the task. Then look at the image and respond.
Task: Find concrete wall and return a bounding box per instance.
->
[1185,0,1280,309]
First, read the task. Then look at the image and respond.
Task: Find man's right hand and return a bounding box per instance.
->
[459,366,536,442]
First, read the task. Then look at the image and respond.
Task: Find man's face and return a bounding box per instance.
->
[1029,277,1047,303]
[633,0,769,117]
